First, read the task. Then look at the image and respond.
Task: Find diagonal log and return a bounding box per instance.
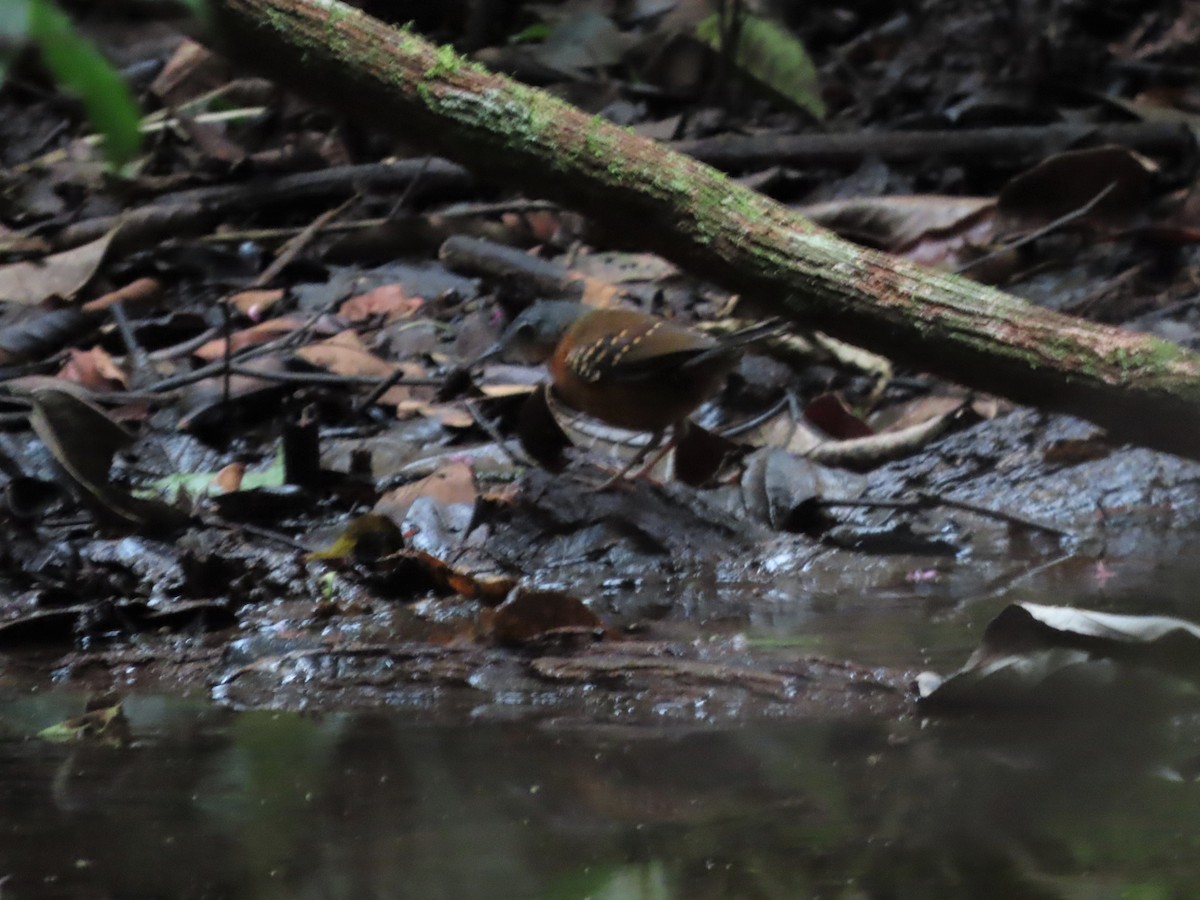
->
[206,0,1200,458]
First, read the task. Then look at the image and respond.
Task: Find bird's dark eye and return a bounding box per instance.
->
[515,322,536,340]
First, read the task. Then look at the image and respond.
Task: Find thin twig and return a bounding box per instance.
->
[227,366,442,387]
[465,398,529,465]
[196,200,562,245]
[15,108,269,173]
[214,519,309,551]
[146,293,351,393]
[219,301,233,411]
[717,394,788,438]
[110,301,149,384]
[388,155,432,219]
[819,492,1068,537]
[147,327,222,362]
[255,196,356,287]
[355,364,413,411]
[916,490,1069,537]
[956,182,1117,274]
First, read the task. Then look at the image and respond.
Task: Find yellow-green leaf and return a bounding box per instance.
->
[697,13,825,120]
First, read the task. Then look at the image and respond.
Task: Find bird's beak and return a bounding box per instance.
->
[470,341,503,368]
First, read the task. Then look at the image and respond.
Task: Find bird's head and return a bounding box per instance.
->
[477,300,587,366]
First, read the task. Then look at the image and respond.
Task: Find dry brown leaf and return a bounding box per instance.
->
[374,460,477,525]
[395,399,474,428]
[150,39,231,106]
[57,347,128,392]
[801,195,995,250]
[339,284,425,323]
[571,274,626,308]
[487,586,604,645]
[403,550,515,604]
[25,386,188,528]
[0,231,116,306]
[570,251,680,284]
[295,330,394,377]
[296,331,422,405]
[998,146,1158,230]
[870,395,969,432]
[804,393,873,440]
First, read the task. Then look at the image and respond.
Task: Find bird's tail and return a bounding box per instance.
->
[678,316,788,371]
[717,317,790,349]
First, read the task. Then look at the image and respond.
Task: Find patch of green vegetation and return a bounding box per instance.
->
[695,10,825,120]
[420,39,493,84]
[1114,337,1189,375]
[1113,345,1139,373]
[428,43,462,79]
[1,0,144,166]
[575,116,633,180]
[325,7,352,57]
[360,39,383,72]
[1036,333,1082,370]
[416,42,470,105]
[265,6,289,34]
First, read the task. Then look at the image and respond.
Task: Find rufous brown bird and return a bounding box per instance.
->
[484,300,783,482]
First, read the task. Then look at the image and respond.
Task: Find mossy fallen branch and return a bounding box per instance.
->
[206,0,1200,458]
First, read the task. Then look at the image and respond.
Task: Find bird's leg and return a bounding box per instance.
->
[630,420,686,480]
[588,428,665,491]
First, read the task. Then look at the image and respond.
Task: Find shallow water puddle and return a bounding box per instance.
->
[0,694,1197,899]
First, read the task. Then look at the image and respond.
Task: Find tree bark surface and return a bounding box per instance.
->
[207,0,1200,458]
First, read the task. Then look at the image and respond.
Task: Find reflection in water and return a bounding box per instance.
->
[0,696,1198,899]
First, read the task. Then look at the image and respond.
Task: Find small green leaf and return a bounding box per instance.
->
[508,22,551,44]
[697,13,825,120]
[38,703,129,746]
[145,446,287,503]
[27,0,142,165]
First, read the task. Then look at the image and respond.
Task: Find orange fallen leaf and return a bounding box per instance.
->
[215,462,246,493]
[296,330,422,405]
[477,382,538,399]
[228,289,286,319]
[194,316,303,361]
